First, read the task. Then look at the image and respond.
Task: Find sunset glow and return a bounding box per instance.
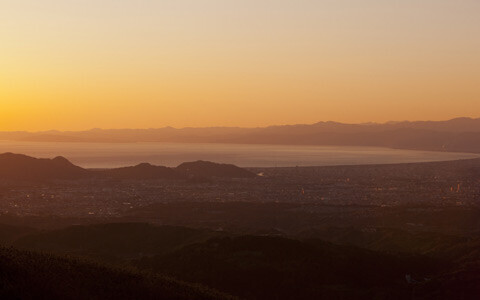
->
[1,0,479,131]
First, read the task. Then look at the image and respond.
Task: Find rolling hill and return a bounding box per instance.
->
[0,153,90,181]
[0,153,254,181]
[0,246,232,300]
[100,163,181,180]
[176,161,256,179]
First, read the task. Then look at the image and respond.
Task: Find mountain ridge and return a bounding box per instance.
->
[1,117,480,153]
[0,153,256,181]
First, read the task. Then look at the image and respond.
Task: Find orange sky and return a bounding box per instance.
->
[1,0,479,131]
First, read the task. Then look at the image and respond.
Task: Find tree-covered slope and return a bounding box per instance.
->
[0,247,233,300]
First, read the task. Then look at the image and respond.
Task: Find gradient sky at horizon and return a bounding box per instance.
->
[1,0,479,131]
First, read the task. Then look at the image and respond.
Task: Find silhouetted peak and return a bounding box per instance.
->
[135,163,154,168]
[449,117,474,121]
[101,162,178,180]
[177,160,213,168]
[177,160,256,178]
[0,152,30,159]
[52,156,73,165]
[0,153,88,181]
[0,152,15,156]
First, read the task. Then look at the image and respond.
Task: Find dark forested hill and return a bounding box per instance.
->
[135,235,443,299]
[0,247,232,300]
[176,161,257,178]
[0,153,90,181]
[2,221,479,299]
[14,223,219,262]
[0,153,254,181]
[100,163,181,180]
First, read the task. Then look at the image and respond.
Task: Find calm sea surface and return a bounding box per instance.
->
[0,141,478,168]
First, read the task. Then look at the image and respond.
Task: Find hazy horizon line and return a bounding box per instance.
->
[2,116,479,134]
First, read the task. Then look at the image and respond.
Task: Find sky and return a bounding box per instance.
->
[1,0,479,131]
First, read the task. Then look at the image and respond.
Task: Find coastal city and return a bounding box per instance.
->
[1,159,478,219]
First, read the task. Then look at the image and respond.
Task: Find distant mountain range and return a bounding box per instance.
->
[0,153,256,181]
[1,117,480,153]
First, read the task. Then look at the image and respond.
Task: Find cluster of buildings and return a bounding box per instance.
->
[0,163,478,218]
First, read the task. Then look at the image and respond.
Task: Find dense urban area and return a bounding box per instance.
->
[1,158,478,219]
[0,154,479,299]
